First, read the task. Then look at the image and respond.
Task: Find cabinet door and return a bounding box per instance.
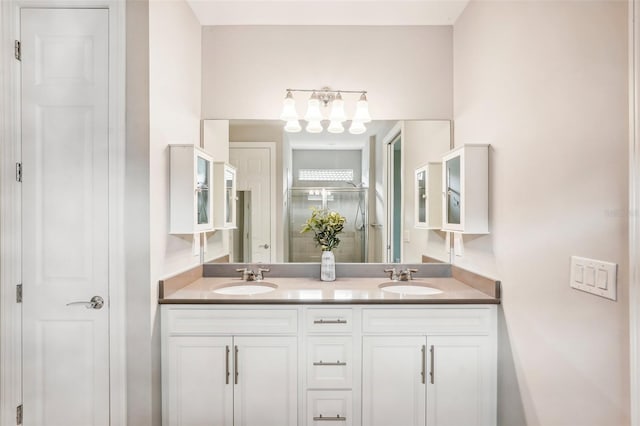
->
[443,153,462,231]
[234,336,298,426]
[165,336,233,426]
[426,336,494,426]
[362,336,426,426]
[415,167,428,227]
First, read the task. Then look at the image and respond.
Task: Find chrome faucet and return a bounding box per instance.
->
[398,268,418,281]
[236,267,270,282]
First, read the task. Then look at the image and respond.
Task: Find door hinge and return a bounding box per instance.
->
[16,163,21,182]
[16,284,22,303]
[14,40,21,61]
[16,404,22,425]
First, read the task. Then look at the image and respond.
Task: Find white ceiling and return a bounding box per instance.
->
[186,0,469,26]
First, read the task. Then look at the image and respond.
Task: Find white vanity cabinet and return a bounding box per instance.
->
[415,163,442,229]
[441,144,489,234]
[169,145,214,234]
[213,162,237,229]
[162,305,496,426]
[361,307,497,426]
[161,307,298,426]
[165,336,233,425]
[426,335,494,426]
[362,336,426,426]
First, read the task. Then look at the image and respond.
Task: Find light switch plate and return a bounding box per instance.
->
[570,256,617,300]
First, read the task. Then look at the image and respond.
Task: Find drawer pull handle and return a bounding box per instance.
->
[421,345,426,384]
[313,360,347,366]
[234,345,239,385]
[225,345,230,385]
[313,414,346,421]
[430,345,435,384]
[314,319,347,324]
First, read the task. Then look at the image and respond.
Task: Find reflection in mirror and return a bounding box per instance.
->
[207,119,452,265]
[446,155,461,225]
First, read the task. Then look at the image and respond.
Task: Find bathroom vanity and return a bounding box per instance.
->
[159,264,499,426]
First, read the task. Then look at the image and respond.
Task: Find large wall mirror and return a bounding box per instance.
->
[203,119,452,265]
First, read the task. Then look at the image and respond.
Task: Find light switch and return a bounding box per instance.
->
[574,264,584,283]
[585,267,595,287]
[570,256,617,301]
[597,269,608,290]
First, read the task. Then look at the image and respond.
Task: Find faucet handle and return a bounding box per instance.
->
[236,268,254,281]
[384,268,398,280]
[402,268,419,281]
[257,267,270,281]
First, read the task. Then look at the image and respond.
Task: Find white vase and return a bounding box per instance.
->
[321,250,336,282]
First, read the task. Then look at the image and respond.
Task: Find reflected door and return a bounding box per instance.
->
[21,8,110,426]
[386,134,402,263]
[229,145,273,263]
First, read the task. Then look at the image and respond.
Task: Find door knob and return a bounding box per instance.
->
[259,244,270,249]
[66,295,104,309]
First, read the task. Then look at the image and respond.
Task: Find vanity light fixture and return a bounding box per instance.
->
[279,88,371,134]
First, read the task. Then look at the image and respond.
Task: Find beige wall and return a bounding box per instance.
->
[147,0,202,424]
[201,26,453,120]
[453,1,629,425]
[402,120,451,263]
[125,0,155,424]
[150,0,203,279]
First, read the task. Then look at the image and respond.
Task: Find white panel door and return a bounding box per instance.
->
[234,336,297,426]
[426,336,493,426]
[362,336,426,426]
[165,336,233,426]
[229,147,272,262]
[21,9,110,426]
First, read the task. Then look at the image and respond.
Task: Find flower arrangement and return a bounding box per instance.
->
[300,208,346,252]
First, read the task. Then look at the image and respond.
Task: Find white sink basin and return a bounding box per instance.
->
[379,281,443,296]
[213,282,277,296]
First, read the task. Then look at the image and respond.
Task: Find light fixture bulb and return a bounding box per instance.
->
[306,120,323,133]
[349,120,366,135]
[304,92,324,122]
[353,92,372,123]
[280,91,298,121]
[328,120,344,134]
[284,119,302,133]
[329,92,346,123]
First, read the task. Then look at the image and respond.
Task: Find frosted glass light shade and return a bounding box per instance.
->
[280,91,298,121]
[353,93,371,123]
[328,120,344,134]
[329,93,346,122]
[284,120,302,133]
[304,92,324,122]
[349,120,366,135]
[306,120,323,133]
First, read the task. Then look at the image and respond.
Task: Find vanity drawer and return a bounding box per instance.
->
[305,308,353,333]
[307,391,352,426]
[307,336,353,389]
[362,307,494,334]
[165,307,298,335]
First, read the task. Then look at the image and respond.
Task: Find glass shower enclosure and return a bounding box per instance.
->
[288,187,368,263]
